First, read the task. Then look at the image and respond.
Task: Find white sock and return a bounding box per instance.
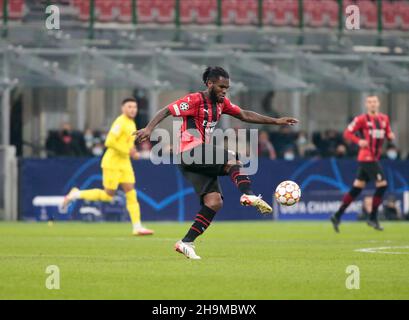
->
[133,223,142,230]
[72,190,81,200]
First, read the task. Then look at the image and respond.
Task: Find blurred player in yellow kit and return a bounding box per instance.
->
[62,98,154,236]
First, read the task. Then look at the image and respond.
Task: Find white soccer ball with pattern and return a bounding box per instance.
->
[275,181,301,206]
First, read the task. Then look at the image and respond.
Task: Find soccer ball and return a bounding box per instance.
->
[275,181,301,206]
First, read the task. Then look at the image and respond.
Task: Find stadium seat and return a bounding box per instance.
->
[8,0,25,20]
[323,0,340,28]
[396,1,409,30]
[357,0,378,29]
[235,0,258,25]
[304,0,325,28]
[263,0,288,26]
[286,0,299,26]
[117,0,131,23]
[95,0,116,22]
[195,0,217,25]
[137,0,155,23]
[382,1,398,30]
[77,0,91,21]
[221,0,235,25]
[180,0,195,24]
[155,0,175,24]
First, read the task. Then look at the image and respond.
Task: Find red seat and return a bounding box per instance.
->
[382,1,398,30]
[262,0,273,25]
[357,0,377,29]
[8,0,25,20]
[71,0,81,8]
[285,0,299,26]
[78,0,90,21]
[195,0,217,25]
[117,0,130,23]
[95,0,115,22]
[221,0,235,25]
[396,1,409,30]
[155,0,175,24]
[272,0,289,26]
[323,0,339,28]
[180,0,195,24]
[136,0,155,23]
[304,0,325,27]
[235,0,258,25]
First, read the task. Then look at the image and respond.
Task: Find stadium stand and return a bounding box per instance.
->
[382,0,399,29]
[57,0,409,31]
[95,0,116,23]
[156,0,176,24]
[180,0,195,24]
[358,0,378,29]
[118,1,133,23]
[0,0,26,20]
[196,0,218,25]
[397,0,409,30]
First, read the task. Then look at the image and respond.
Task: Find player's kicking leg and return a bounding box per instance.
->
[226,161,273,214]
[330,180,365,233]
[62,187,115,209]
[63,185,153,235]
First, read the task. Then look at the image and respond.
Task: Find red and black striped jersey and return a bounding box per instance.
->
[344,113,392,162]
[167,92,242,152]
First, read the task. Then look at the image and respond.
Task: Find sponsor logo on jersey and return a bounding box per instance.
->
[203,120,218,134]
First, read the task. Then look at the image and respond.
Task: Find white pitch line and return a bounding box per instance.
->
[355,246,409,255]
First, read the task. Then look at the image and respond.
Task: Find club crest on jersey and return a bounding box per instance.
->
[180,102,189,111]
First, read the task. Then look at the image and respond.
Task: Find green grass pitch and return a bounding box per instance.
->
[1,221,409,300]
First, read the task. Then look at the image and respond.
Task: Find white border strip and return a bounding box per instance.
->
[172,104,180,116]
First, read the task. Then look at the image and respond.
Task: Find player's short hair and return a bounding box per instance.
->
[366,95,379,99]
[121,97,137,105]
[202,66,230,85]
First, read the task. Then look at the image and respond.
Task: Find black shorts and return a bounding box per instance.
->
[356,162,386,183]
[178,144,237,205]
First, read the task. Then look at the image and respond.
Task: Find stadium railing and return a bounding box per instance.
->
[0,145,18,221]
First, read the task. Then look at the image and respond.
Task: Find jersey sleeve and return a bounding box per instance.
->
[104,118,129,155]
[344,115,363,144]
[167,94,198,117]
[108,118,122,138]
[222,98,242,116]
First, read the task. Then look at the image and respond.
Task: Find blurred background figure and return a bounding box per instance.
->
[358,196,373,221]
[272,126,298,159]
[335,144,348,159]
[384,144,401,161]
[138,140,152,160]
[382,195,402,221]
[46,123,86,157]
[258,130,276,160]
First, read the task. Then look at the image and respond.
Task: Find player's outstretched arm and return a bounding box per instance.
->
[134,107,171,143]
[233,110,298,126]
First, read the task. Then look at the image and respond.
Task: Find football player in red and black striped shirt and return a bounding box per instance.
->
[331,95,396,232]
[135,66,298,259]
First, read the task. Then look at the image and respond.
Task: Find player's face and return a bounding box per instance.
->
[366,96,380,114]
[122,101,138,119]
[209,77,230,103]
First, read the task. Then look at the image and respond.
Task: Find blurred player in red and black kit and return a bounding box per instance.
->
[331,95,396,232]
[135,66,298,259]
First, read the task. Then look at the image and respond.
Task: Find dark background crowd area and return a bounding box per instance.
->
[44,123,404,161]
